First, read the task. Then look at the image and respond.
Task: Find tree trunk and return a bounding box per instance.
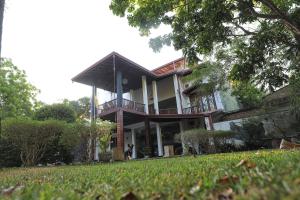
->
[0,0,5,59]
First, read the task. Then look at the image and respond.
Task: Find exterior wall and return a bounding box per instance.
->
[156,77,175,103]
[131,76,176,105]
[178,76,191,108]
[213,119,243,131]
[219,89,240,112]
[124,131,132,152]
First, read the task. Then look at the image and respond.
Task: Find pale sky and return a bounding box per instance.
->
[2,0,182,104]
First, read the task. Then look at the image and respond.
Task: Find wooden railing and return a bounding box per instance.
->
[98,99,117,114]
[98,100,206,116]
[159,108,178,114]
[98,98,145,115]
[122,99,145,113]
[182,105,204,114]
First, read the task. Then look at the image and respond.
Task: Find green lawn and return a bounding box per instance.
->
[1,150,300,200]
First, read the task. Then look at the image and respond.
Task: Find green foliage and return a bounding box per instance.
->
[1,119,88,166]
[63,97,90,120]
[34,103,76,123]
[110,0,300,105]
[91,120,115,153]
[1,150,300,199]
[231,81,265,108]
[0,58,39,118]
[2,119,64,166]
[0,137,21,168]
[184,61,228,95]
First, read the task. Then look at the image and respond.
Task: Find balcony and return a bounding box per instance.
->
[98,99,145,115]
[98,98,207,116]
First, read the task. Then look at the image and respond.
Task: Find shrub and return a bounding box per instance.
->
[178,128,236,155]
[211,130,237,153]
[34,104,76,123]
[0,138,22,167]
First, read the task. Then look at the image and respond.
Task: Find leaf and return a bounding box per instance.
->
[218,175,239,185]
[190,180,202,194]
[235,159,256,169]
[1,184,25,197]
[120,192,138,200]
[218,188,234,200]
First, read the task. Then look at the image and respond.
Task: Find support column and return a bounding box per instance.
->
[116,71,123,108]
[144,118,151,157]
[173,74,182,114]
[130,89,134,101]
[179,120,187,155]
[90,85,97,121]
[155,123,163,156]
[205,115,214,130]
[90,85,97,160]
[142,76,149,114]
[152,80,159,114]
[131,129,137,159]
[116,110,124,152]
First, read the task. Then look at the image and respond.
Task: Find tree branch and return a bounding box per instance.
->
[257,0,300,36]
[230,21,257,35]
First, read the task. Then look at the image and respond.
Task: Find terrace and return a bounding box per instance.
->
[98,98,207,117]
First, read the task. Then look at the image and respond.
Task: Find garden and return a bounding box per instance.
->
[1,150,300,199]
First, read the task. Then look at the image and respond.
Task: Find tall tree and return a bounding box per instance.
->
[0,0,5,58]
[0,58,39,119]
[110,0,300,107]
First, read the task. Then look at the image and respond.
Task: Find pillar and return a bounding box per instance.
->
[155,123,163,156]
[179,120,187,155]
[90,85,97,121]
[142,75,149,114]
[144,118,152,157]
[152,80,159,114]
[131,129,137,159]
[116,110,124,152]
[90,85,97,160]
[173,74,182,114]
[205,115,214,130]
[130,89,134,101]
[116,71,123,108]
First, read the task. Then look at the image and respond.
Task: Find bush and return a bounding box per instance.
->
[0,138,22,167]
[178,128,236,155]
[34,104,76,123]
[1,118,88,166]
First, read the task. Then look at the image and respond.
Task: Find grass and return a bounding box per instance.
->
[1,150,300,199]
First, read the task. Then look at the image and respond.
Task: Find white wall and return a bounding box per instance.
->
[131,76,176,104]
[124,131,132,151]
[213,119,243,131]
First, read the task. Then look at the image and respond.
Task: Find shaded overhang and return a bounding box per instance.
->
[72,52,192,93]
[72,52,157,93]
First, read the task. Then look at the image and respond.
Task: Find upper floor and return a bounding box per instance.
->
[72,52,240,118]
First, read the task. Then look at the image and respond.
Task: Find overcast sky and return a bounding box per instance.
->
[2,0,182,104]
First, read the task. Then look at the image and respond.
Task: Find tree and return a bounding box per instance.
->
[110,0,300,107]
[63,97,90,119]
[0,0,5,58]
[34,103,76,123]
[0,58,39,119]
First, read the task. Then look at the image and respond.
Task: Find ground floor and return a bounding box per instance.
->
[97,109,216,159]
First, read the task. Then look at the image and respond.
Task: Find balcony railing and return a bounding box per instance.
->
[98,99,207,116]
[98,98,145,115]
[182,105,204,114]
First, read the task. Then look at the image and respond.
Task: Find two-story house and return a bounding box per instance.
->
[72,52,238,159]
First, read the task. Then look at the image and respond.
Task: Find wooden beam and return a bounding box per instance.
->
[116,110,124,152]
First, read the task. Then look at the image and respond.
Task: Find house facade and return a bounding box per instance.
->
[72,52,239,159]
